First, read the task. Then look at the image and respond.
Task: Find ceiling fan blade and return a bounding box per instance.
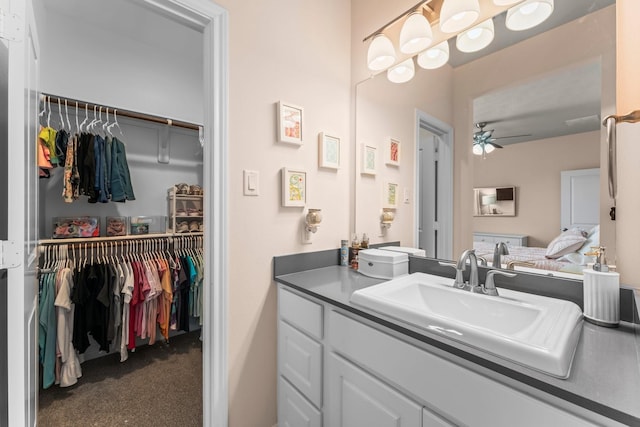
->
[492,133,532,140]
[481,130,494,139]
[487,141,503,149]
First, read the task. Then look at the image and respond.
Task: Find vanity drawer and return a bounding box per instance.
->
[279,376,322,427]
[279,287,323,340]
[279,320,323,407]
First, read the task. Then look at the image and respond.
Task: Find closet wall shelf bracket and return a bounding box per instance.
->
[0,240,22,269]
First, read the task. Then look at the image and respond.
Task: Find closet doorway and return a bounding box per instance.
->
[4,0,228,426]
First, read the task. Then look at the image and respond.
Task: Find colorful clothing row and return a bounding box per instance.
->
[38,252,203,388]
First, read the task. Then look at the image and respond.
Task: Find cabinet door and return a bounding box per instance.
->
[328,353,421,427]
[279,376,321,427]
[423,408,455,427]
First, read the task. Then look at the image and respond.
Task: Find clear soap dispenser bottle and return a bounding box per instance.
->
[583,246,619,327]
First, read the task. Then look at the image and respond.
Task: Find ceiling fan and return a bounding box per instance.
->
[472,122,531,157]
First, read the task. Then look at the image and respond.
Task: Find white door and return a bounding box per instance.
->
[561,168,600,231]
[416,113,453,260]
[5,0,39,425]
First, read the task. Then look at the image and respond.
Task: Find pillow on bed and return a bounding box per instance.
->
[545,228,588,259]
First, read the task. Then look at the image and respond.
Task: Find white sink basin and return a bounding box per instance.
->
[350,272,583,378]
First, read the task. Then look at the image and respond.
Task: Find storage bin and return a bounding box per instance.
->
[129,216,166,235]
[106,216,128,237]
[52,217,100,239]
[358,249,408,279]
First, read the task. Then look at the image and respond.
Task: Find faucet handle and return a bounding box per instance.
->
[439,261,465,289]
[483,270,517,296]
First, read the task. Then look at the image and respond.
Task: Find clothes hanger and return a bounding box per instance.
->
[58,98,65,130]
[80,104,89,132]
[47,96,52,128]
[75,102,80,134]
[103,108,112,135]
[108,109,124,136]
[64,100,72,130]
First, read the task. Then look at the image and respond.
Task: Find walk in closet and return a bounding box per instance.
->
[28,0,209,424]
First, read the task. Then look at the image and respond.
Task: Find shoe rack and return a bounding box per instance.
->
[167,185,204,234]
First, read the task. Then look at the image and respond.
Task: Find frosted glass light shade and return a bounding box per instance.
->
[387,58,415,84]
[417,41,450,69]
[456,19,495,53]
[506,0,554,31]
[367,34,396,71]
[492,0,521,5]
[472,144,484,156]
[400,12,434,54]
[440,0,480,33]
[484,144,496,154]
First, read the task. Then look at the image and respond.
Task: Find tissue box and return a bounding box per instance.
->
[129,216,166,235]
[358,249,408,279]
[52,217,100,239]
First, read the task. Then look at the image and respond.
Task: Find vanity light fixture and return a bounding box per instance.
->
[505,0,554,31]
[399,12,433,54]
[367,34,397,71]
[440,0,480,33]
[456,18,495,53]
[417,41,450,70]
[387,58,415,84]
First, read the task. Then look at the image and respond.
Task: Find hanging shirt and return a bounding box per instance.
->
[54,267,82,387]
[39,272,57,389]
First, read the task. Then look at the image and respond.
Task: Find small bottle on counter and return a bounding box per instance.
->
[349,233,360,269]
[340,240,349,266]
[361,233,369,249]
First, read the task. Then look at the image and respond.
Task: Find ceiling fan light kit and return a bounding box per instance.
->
[364,0,556,83]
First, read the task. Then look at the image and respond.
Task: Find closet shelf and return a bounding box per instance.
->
[39,232,204,245]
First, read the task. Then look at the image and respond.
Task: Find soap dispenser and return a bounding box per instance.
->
[582,246,619,327]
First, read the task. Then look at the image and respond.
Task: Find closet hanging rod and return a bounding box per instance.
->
[39,232,204,245]
[41,93,201,131]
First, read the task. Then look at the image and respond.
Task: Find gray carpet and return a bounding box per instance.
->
[38,331,203,426]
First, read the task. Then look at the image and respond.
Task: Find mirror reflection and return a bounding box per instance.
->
[354,1,615,277]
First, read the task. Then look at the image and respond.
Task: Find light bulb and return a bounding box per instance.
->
[505,0,553,31]
[387,58,415,84]
[456,19,494,53]
[417,41,450,70]
[367,34,396,71]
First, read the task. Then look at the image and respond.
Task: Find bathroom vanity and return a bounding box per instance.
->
[274,251,640,427]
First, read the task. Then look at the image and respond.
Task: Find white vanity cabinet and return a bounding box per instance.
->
[277,284,606,427]
[473,232,528,247]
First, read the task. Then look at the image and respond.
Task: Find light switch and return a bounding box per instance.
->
[243,170,259,196]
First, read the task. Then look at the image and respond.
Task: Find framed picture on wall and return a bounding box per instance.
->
[318,132,340,169]
[385,137,400,166]
[281,167,307,207]
[277,101,303,145]
[361,143,377,175]
[383,182,399,208]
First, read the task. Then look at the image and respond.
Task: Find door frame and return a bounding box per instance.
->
[414,110,453,260]
[6,0,229,426]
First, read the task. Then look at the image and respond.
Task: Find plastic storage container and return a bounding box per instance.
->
[358,249,408,279]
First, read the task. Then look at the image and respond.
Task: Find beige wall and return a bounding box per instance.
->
[472,132,600,247]
[615,0,640,288]
[216,0,352,425]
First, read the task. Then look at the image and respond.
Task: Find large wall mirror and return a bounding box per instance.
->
[353,0,616,277]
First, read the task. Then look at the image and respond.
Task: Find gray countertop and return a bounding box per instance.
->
[275,265,640,426]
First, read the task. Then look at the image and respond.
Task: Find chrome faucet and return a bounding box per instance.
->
[483,270,517,296]
[492,242,509,268]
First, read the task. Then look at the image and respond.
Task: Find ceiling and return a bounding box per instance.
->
[467,0,614,146]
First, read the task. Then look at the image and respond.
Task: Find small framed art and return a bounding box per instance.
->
[318,132,340,169]
[277,101,303,145]
[281,167,307,207]
[383,182,399,208]
[361,144,377,175]
[385,137,400,166]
